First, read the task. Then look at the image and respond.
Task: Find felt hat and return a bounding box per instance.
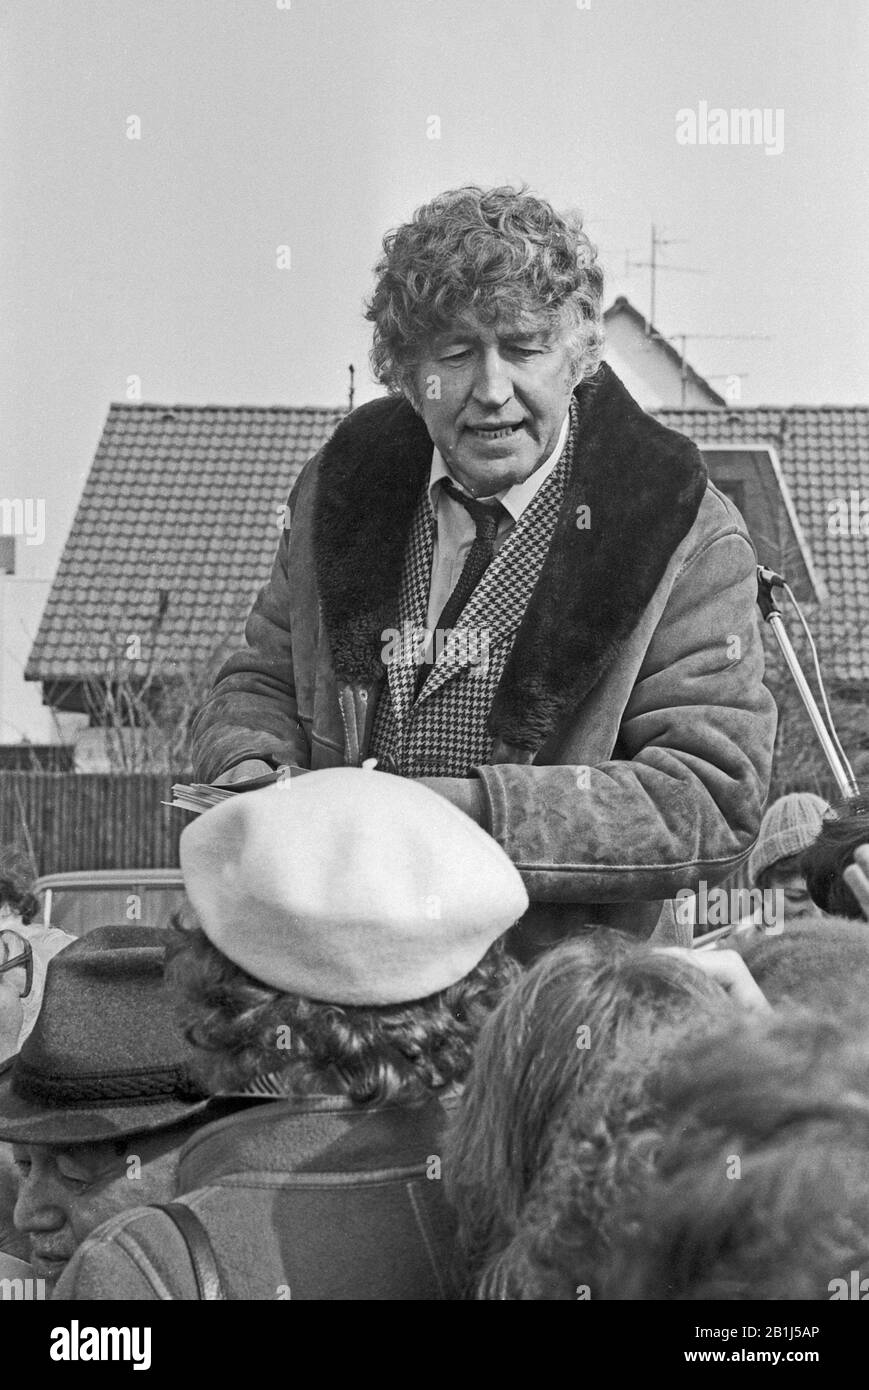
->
[0,925,211,1145]
[179,767,529,1005]
[735,915,869,1011]
[748,792,830,885]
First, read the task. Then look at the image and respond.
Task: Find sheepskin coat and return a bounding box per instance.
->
[190,364,777,955]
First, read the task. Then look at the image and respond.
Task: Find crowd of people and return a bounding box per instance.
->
[2,775,869,1301]
[2,184,866,1301]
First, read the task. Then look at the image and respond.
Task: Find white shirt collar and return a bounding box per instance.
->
[428,410,571,523]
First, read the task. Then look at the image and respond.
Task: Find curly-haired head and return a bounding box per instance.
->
[365,185,604,402]
[165,908,520,1105]
[442,932,733,1292]
[801,792,869,918]
[0,845,39,926]
[603,1006,869,1300]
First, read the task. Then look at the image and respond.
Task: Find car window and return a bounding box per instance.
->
[44,886,185,936]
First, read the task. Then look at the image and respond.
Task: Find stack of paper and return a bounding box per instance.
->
[168,783,238,813]
[167,770,284,814]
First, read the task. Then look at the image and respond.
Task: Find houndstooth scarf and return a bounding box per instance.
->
[370,400,579,777]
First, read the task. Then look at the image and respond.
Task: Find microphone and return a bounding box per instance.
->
[757,565,787,588]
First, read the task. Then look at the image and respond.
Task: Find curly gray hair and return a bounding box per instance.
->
[365,185,604,402]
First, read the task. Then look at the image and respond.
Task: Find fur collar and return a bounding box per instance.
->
[314,364,707,753]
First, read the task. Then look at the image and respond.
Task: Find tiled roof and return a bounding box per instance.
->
[26,404,346,682]
[656,405,869,683]
[27,399,869,688]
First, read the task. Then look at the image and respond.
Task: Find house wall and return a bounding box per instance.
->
[70,726,150,773]
[604,313,722,409]
[0,576,57,742]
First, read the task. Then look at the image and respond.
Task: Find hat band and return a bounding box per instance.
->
[12,1059,206,1109]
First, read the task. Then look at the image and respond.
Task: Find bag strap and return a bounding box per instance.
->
[152,1202,226,1301]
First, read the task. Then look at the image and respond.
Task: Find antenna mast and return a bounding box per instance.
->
[664,332,773,405]
[625,225,772,404]
[625,224,704,333]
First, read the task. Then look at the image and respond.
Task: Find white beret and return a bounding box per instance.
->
[179,768,528,1005]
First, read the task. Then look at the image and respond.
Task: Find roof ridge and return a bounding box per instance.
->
[659,403,869,414]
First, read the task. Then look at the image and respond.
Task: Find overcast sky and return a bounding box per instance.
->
[3,0,867,577]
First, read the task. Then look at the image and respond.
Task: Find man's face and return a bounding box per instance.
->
[12,1129,182,1286]
[411,311,579,496]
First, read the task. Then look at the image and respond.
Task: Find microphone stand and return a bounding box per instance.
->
[756,566,859,800]
[692,568,859,951]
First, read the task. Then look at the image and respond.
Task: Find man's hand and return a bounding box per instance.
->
[213,759,277,787]
[843,843,869,920]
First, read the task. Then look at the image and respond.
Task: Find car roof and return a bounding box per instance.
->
[35,869,184,889]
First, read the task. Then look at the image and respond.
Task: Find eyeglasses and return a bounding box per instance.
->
[0,929,33,999]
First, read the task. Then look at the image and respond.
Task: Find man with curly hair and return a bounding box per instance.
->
[54,769,528,1300]
[190,185,776,957]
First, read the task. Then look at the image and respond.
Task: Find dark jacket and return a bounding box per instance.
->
[54,1093,461,1300]
[190,366,777,954]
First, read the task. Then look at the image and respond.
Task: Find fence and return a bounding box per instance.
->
[0,773,185,875]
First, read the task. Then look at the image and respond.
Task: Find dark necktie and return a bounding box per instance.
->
[415,478,506,697]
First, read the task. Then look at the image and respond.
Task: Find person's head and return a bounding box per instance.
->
[0,926,216,1287]
[168,913,517,1103]
[443,932,735,1290]
[366,185,603,496]
[11,1119,196,1287]
[802,792,869,919]
[747,792,829,923]
[603,1007,869,1300]
[471,1016,709,1300]
[0,923,75,1064]
[174,768,528,1101]
[0,846,76,1062]
[0,927,31,1064]
[0,847,40,928]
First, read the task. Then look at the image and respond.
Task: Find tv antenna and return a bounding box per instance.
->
[660,332,773,405]
[625,224,705,330]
